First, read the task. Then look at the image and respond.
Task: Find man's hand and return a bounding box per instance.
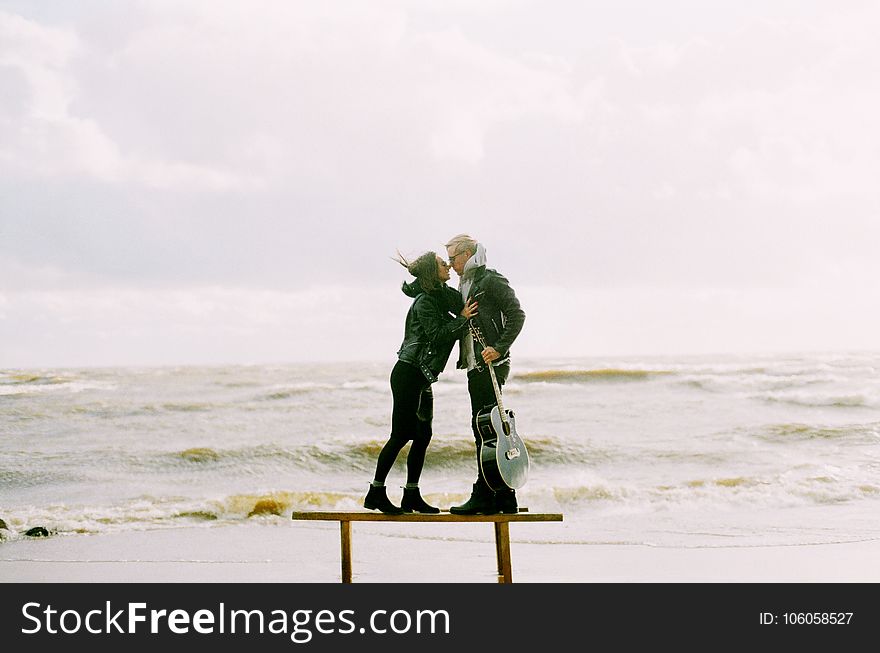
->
[481,346,500,364]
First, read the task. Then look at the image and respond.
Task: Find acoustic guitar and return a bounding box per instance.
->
[471,323,530,490]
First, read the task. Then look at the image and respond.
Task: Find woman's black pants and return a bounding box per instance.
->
[372,360,433,485]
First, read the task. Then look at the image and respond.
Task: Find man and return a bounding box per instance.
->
[445,234,525,515]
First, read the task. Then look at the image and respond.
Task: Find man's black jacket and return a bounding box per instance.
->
[458,266,525,370]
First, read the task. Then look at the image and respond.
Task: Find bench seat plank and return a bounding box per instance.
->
[291,511,562,523]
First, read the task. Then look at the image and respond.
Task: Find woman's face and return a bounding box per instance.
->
[436,256,451,283]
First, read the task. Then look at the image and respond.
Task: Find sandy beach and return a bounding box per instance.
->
[3,519,879,584]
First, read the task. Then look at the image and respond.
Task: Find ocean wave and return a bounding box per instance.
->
[2,436,618,492]
[530,468,880,514]
[257,382,337,400]
[161,402,217,413]
[683,376,800,393]
[4,475,880,541]
[679,371,880,407]
[0,380,106,397]
[147,442,471,475]
[62,401,219,417]
[177,448,221,463]
[155,445,321,470]
[680,476,763,489]
[0,372,72,386]
[0,491,383,538]
[256,379,388,401]
[679,371,848,394]
[659,473,880,507]
[758,392,874,409]
[550,485,623,503]
[754,423,880,444]
[10,437,621,480]
[340,380,388,392]
[517,437,615,466]
[514,369,673,383]
[0,468,84,489]
[64,403,156,418]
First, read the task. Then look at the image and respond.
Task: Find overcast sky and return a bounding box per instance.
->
[1,0,879,367]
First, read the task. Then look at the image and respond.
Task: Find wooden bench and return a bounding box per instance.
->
[290,510,563,583]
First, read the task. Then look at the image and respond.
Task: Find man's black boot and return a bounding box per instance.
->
[363,484,404,515]
[400,487,440,514]
[495,488,518,514]
[449,481,497,515]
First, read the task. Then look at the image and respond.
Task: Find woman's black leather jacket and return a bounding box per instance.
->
[396,281,467,382]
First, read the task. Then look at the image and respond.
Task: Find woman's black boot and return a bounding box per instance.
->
[400,487,440,514]
[363,484,404,515]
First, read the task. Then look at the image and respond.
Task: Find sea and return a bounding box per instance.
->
[3,351,880,549]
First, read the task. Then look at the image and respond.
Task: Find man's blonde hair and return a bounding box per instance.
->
[445,234,477,256]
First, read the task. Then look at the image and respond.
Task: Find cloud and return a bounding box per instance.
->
[412,26,586,163]
[0,9,263,190]
[3,278,878,368]
[2,2,880,364]
[2,2,591,190]
[5,2,878,200]
[0,284,401,367]
[607,13,880,203]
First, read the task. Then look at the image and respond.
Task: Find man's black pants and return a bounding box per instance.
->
[467,363,509,487]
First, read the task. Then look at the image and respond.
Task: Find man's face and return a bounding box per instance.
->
[446,246,471,276]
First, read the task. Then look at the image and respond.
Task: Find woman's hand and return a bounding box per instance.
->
[460,298,478,319]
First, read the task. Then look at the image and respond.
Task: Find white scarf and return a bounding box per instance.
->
[458,243,487,371]
[459,242,487,298]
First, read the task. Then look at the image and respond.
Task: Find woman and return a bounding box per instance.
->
[364,251,478,514]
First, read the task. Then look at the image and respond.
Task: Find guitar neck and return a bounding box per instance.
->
[486,361,506,419]
[470,321,507,421]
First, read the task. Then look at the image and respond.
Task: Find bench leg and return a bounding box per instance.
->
[494,521,512,583]
[340,520,352,583]
[494,522,503,576]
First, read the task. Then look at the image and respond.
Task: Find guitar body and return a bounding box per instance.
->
[476,405,530,490]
